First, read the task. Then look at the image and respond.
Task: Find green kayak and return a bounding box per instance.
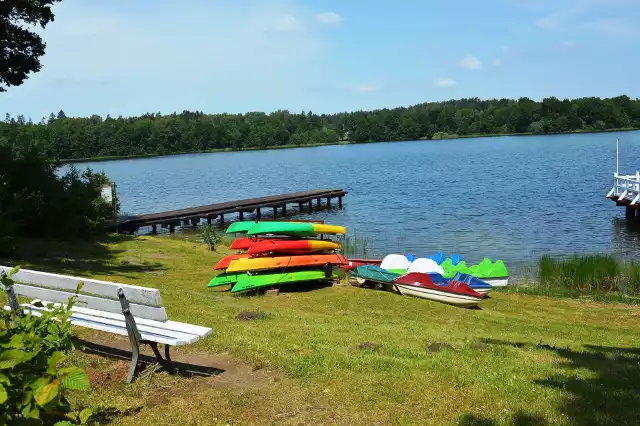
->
[246,222,346,236]
[349,265,403,284]
[208,272,245,288]
[226,221,257,234]
[231,270,332,293]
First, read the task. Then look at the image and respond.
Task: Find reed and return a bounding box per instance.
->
[338,235,371,258]
[508,254,640,298]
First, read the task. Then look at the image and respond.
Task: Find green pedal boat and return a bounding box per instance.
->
[440,258,509,287]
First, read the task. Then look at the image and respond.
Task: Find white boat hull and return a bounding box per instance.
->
[484,277,508,287]
[471,287,491,295]
[394,284,483,307]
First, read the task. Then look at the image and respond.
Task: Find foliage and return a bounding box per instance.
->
[0,0,62,92]
[1,95,639,160]
[200,225,222,251]
[0,145,118,244]
[536,254,640,296]
[0,267,92,425]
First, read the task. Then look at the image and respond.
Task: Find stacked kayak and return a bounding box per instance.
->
[209,221,347,293]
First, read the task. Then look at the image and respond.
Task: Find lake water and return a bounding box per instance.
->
[74,131,640,265]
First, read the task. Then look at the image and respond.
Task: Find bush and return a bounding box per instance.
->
[0,145,118,243]
[200,225,222,251]
[0,267,92,425]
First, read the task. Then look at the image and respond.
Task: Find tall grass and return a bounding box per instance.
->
[338,235,371,258]
[519,254,640,298]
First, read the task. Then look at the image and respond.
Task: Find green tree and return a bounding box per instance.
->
[0,0,62,91]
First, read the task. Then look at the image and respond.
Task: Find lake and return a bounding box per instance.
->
[73,131,640,265]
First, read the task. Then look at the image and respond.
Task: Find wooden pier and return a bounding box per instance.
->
[606,172,640,219]
[111,189,347,234]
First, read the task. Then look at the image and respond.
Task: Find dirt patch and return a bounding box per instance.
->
[147,252,171,260]
[86,360,130,387]
[79,331,280,391]
[426,343,456,353]
[237,311,264,321]
[354,342,381,351]
[468,342,492,351]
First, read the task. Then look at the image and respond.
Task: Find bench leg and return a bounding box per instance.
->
[127,344,140,384]
[146,342,174,371]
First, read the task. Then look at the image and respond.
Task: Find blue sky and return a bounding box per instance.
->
[2,0,640,119]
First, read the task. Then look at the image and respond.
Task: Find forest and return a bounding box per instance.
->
[2,95,640,160]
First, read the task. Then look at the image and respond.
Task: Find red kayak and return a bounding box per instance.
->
[213,253,252,270]
[247,239,341,255]
[230,237,264,250]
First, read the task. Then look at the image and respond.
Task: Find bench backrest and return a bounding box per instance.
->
[0,265,168,322]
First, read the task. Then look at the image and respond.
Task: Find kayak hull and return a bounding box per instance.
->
[247,239,340,255]
[227,254,348,273]
[213,254,252,270]
[247,222,346,236]
[231,270,332,293]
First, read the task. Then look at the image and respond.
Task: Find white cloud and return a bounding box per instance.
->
[562,40,576,48]
[316,12,342,25]
[435,79,457,88]
[273,14,303,32]
[457,55,482,70]
[351,84,378,93]
[492,58,502,67]
[535,13,559,29]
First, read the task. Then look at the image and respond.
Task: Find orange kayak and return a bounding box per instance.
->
[227,254,348,273]
[213,254,252,270]
[247,239,341,255]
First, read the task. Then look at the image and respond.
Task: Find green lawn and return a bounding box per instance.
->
[2,235,640,425]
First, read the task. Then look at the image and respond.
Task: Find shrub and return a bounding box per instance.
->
[200,225,222,251]
[0,267,92,425]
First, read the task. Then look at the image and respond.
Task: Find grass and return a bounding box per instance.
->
[3,236,640,425]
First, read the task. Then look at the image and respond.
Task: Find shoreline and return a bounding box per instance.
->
[61,127,640,164]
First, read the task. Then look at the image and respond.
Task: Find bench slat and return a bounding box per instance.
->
[12,284,168,322]
[1,266,163,307]
[4,304,211,346]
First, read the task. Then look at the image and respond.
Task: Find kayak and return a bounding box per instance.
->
[350,265,401,285]
[230,237,263,250]
[394,273,484,307]
[208,272,244,287]
[247,239,340,255]
[226,221,258,234]
[440,258,509,287]
[246,222,346,236]
[227,253,348,273]
[231,270,333,293]
[213,253,252,270]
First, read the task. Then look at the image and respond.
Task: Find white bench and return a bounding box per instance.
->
[1,265,212,383]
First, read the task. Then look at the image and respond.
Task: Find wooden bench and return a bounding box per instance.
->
[1,265,212,383]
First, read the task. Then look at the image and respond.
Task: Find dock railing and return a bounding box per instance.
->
[608,172,640,205]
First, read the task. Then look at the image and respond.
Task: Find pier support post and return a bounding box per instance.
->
[239,211,244,220]
[282,204,287,215]
[169,223,175,234]
[298,202,303,212]
[219,214,224,224]
[192,219,198,228]
[308,201,313,212]
[338,197,343,208]
[316,198,321,208]
[326,197,331,207]
[273,207,277,218]
[152,225,157,235]
[626,207,634,220]
[256,208,261,218]
[207,217,212,225]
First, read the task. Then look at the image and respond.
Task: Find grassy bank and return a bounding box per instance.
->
[2,237,640,425]
[60,128,640,164]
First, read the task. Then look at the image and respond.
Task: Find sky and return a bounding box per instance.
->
[2,0,640,119]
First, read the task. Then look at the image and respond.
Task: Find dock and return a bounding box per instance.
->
[606,172,640,219]
[111,189,348,234]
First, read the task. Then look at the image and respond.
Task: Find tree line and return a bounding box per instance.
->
[2,95,640,160]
